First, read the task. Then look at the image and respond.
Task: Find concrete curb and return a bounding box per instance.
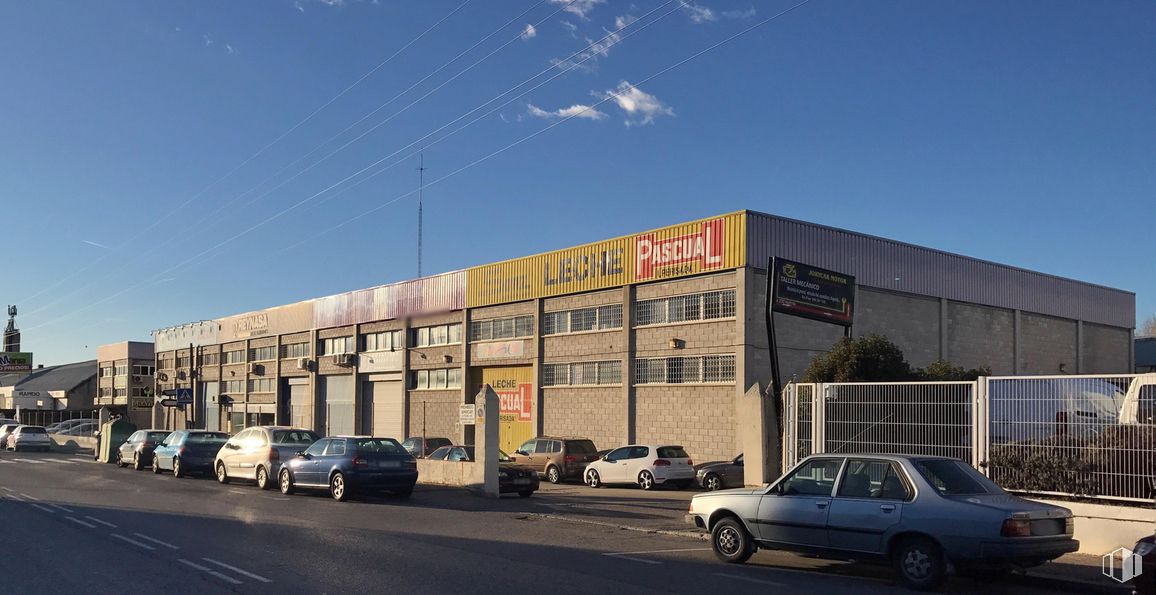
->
[529,513,1128,594]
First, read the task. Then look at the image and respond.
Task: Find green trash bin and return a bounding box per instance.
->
[97,418,137,464]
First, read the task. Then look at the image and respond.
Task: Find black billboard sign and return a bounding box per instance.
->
[769,258,855,326]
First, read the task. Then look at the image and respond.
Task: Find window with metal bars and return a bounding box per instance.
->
[633,355,736,384]
[542,304,623,336]
[633,290,736,326]
[470,315,534,341]
[541,360,622,386]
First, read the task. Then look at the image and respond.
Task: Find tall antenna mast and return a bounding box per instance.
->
[417,153,426,278]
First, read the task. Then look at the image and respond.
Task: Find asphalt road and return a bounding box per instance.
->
[0,451,1065,594]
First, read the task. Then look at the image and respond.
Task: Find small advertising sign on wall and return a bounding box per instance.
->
[769,258,856,326]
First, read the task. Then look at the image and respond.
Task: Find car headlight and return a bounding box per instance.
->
[1136,542,1156,557]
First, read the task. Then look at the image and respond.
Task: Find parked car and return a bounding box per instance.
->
[152,430,231,477]
[401,436,452,458]
[686,454,1078,590]
[0,424,21,447]
[116,430,172,470]
[8,426,51,452]
[46,419,96,434]
[511,436,599,484]
[278,437,418,501]
[58,422,97,437]
[214,426,321,489]
[695,453,744,491]
[584,444,694,490]
[1129,531,1156,594]
[988,377,1128,443]
[427,445,539,497]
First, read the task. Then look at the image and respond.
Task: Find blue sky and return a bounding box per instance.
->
[2,0,1153,365]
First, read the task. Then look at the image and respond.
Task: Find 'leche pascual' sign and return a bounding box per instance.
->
[770,258,855,326]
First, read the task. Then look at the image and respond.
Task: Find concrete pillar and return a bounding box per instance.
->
[939,298,949,361]
[475,385,501,498]
[533,298,544,437]
[738,266,777,485]
[1013,310,1022,375]
[1076,321,1085,374]
[622,285,636,444]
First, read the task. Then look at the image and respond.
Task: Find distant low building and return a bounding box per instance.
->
[1138,337,1156,373]
[96,341,156,429]
[0,360,97,415]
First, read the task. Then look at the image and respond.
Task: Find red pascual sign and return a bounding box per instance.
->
[497,383,533,422]
[635,218,726,280]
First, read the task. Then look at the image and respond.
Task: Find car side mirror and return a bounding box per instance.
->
[515,450,527,456]
[600,456,609,462]
[295,451,306,457]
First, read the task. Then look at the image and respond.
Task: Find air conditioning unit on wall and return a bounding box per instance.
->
[296,358,311,371]
[248,363,262,375]
[333,353,356,367]
[132,375,141,383]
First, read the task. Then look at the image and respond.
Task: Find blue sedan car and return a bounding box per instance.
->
[152,430,230,478]
[278,436,418,502]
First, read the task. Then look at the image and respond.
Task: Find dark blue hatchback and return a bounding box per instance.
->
[278,437,418,502]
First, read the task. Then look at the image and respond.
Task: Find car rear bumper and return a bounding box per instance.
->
[975,537,1079,562]
[348,471,419,490]
[654,468,696,482]
[685,514,707,529]
[500,478,540,492]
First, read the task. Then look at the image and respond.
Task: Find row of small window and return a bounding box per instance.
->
[542,361,622,386]
[634,355,736,384]
[634,290,736,326]
[411,368,463,390]
[469,316,534,342]
[99,388,150,397]
[543,305,622,335]
[99,365,155,378]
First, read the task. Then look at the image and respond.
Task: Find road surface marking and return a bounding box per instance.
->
[6,493,23,501]
[133,533,180,550]
[601,554,662,565]
[0,459,14,464]
[85,516,117,528]
[203,558,273,583]
[228,489,248,495]
[49,504,74,513]
[0,487,11,491]
[111,534,155,551]
[604,548,711,556]
[30,503,55,513]
[714,573,784,587]
[11,458,45,464]
[45,459,76,464]
[66,517,97,529]
[19,493,39,501]
[178,559,243,585]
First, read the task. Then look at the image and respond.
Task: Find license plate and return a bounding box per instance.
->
[379,460,400,468]
[513,478,531,485]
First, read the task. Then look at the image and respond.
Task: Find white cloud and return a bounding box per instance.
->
[225,43,236,55]
[521,24,537,40]
[550,13,634,72]
[82,240,109,249]
[722,7,757,19]
[549,0,604,20]
[680,1,717,24]
[319,0,345,5]
[295,1,305,12]
[560,20,578,37]
[599,81,674,126]
[203,33,213,47]
[527,103,607,121]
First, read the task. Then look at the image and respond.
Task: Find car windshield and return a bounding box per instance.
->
[657,446,689,459]
[273,430,319,445]
[914,459,992,495]
[21,427,47,434]
[354,438,406,454]
[187,432,228,444]
[565,440,596,454]
[498,450,513,462]
[146,432,170,441]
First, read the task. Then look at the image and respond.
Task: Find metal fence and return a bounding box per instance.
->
[13,409,100,434]
[784,374,1156,504]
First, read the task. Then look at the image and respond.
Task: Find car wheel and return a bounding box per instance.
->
[256,466,271,490]
[330,472,349,502]
[133,453,142,471]
[892,536,947,591]
[279,469,294,495]
[216,462,230,484]
[172,458,183,478]
[115,452,126,468]
[585,469,601,488]
[711,517,756,564]
[518,490,533,498]
[637,470,655,491]
[703,473,722,491]
[545,465,561,484]
[152,457,162,474]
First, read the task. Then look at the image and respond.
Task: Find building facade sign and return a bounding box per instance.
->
[0,352,32,373]
[232,313,269,338]
[467,212,746,307]
[769,257,856,326]
[474,340,526,360]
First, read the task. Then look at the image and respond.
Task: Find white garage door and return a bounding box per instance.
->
[363,380,404,441]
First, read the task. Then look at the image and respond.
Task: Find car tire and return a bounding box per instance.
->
[256,466,271,490]
[152,457,162,474]
[518,490,534,498]
[585,469,601,488]
[545,465,561,484]
[892,536,947,591]
[172,458,184,478]
[711,517,755,564]
[330,472,349,502]
[703,473,722,491]
[115,452,126,468]
[279,469,294,495]
[216,462,230,484]
[133,453,142,471]
[638,470,655,491]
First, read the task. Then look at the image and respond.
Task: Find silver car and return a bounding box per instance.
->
[686,454,1078,590]
[214,426,320,490]
[695,453,744,491]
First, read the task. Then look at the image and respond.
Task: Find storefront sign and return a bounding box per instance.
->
[474,340,526,360]
[0,352,32,373]
[467,212,746,307]
[769,258,855,326]
[459,404,476,425]
[130,397,154,410]
[232,313,269,338]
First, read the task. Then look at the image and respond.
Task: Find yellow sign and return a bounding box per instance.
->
[467,211,747,307]
[473,366,534,453]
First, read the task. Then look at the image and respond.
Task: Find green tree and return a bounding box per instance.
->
[915,359,992,381]
[802,334,912,382]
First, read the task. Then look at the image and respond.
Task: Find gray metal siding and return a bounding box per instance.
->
[746,212,1134,329]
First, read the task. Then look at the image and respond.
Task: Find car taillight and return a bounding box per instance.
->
[268,448,280,462]
[143,441,154,448]
[177,447,186,456]
[654,459,671,466]
[564,455,576,463]
[1064,516,1074,534]
[1001,517,1032,537]
[352,456,368,469]
[687,459,693,466]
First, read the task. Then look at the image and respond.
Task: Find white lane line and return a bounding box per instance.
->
[6,493,23,501]
[11,458,45,464]
[228,489,248,495]
[66,517,97,529]
[604,547,711,556]
[178,559,242,585]
[0,459,14,464]
[49,504,74,513]
[714,573,784,587]
[30,503,55,513]
[601,554,662,565]
[0,487,12,492]
[111,534,155,551]
[19,493,39,501]
[85,516,117,529]
[133,533,180,550]
[202,558,273,583]
[45,459,76,464]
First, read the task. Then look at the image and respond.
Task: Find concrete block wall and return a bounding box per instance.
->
[408,390,460,441]
[946,302,1014,374]
[853,289,940,368]
[541,387,625,451]
[1019,313,1077,375]
[1082,323,1132,374]
[635,386,736,462]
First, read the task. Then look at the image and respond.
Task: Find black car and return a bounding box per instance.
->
[401,436,452,458]
[428,445,539,497]
[1129,533,1156,594]
[279,437,418,501]
[116,430,172,470]
[695,453,744,491]
[152,430,230,477]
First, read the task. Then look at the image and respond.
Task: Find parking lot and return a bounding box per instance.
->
[0,449,1115,594]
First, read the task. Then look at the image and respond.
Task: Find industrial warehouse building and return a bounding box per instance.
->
[151,210,1135,463]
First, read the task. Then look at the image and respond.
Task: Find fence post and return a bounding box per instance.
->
[782,384,796,471]
[975,377,989,476]
[813,383,827,454]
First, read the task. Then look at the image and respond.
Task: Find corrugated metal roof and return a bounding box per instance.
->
[746,211,1134,328]
[3,360,96,392]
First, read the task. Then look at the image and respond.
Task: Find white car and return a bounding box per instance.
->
[0,424,20,448]
[583,444,695,490]
[9,426,52,452]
